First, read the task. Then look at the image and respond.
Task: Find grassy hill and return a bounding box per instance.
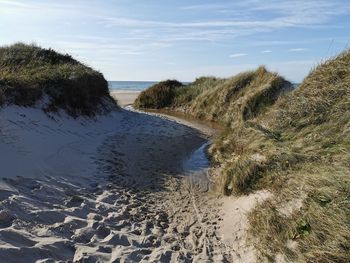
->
[134,66,291,124]
[0,43,117,116]
[243,51,350,262]
[134,56,350,262]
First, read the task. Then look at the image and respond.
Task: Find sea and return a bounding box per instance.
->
[108,81,158,91]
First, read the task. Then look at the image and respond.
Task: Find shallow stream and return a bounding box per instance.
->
[182,141,214,192]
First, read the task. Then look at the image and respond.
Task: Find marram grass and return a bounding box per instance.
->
[0,43,116,116]
[135,52,350,262]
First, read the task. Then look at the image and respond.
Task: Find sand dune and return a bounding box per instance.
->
[0,105,267,262]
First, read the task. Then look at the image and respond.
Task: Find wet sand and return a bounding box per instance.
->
[111,89,222,137]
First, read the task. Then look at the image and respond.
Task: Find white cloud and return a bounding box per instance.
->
[3,0,350,46]
[1,0,348,82]
[97,0,350,45]
[0,0,31,8]
[229,53,248,58]
[288,48,307,52]
[181,4,225,11]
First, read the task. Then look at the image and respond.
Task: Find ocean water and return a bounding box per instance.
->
[108,81,158,91]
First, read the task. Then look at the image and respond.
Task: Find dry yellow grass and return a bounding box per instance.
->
[134,52,350,261]
[244,51,350,262]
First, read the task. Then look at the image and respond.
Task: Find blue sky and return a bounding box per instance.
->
[1,0,350,82]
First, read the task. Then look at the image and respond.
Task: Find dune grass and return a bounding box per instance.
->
[135,67,291,124]
[134,80,183,109]
[134,56,350,262]
[209,52,350,262]
[0,43,116,116]
[244,51,350,262]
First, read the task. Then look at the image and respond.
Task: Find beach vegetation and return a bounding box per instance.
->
[134,52,350,262]
[134,80,183,109]
[0,43,117,116]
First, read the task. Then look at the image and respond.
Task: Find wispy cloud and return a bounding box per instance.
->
[0,0,31,8]
[229,53,248,58]
[3,0,350,46]
[181,4,225,11]
[97,0,350,45]
[1,0,349,82]
[288,48,308,52]
[34,38,171,63]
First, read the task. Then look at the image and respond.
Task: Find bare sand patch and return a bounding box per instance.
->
[0,103,269,262]
[0,105,232,262]
[110,90,141,106]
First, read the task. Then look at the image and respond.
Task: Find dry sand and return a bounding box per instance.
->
[110,90,141,107]
[0,102,269,262]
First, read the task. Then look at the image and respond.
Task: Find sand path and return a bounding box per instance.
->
[0,105,237,262]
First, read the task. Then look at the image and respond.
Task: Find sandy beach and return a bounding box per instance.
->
[0,100,266,262]
[110,90,141,107]
[1,0,349,260]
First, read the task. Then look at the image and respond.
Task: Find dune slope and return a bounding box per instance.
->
[244,51,350,262]
[135,54,350,262]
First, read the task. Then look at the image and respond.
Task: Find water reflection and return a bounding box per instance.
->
[182,141,213,192]
[182,141,210,172]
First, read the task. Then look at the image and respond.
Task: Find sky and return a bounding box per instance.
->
[0,0,350,82]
